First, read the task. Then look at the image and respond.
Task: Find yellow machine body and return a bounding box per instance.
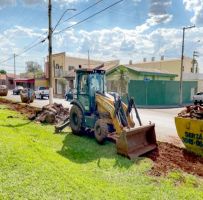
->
[96,93,157,159]
[175,117,203,156]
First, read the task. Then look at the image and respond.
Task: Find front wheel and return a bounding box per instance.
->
[70,105,83,135]
[94,119,108,144]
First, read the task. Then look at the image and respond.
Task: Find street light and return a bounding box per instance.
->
[179,25,195,106]
[53,8,77,32]
[48,1,76,105]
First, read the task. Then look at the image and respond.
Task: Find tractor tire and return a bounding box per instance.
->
[70,105,83,136]
[94,119,108,144]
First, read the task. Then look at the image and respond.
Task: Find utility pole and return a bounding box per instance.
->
[88,50,90,68]
[48,0,53,104]
[179,25,195,106]
[14,53,16,78]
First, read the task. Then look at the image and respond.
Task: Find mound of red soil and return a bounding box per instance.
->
[146,142,203,177]
[0,98,37,117]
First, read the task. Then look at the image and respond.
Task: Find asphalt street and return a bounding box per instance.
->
[2,90,184,147]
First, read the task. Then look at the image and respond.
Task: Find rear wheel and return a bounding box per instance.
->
[94,119,108,144]
[70,105,83,135]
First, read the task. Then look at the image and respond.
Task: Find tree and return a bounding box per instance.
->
[0,70,7,74]
[116,65,129,96]
[58,78,68,95]
[26,61,42,73]
[21,61,44,78]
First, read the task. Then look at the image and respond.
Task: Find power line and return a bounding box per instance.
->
[62,0,105,24]
[0,37,46,65]
[55,0,124,35]
[52,9,76,33]
[0,1,107,65]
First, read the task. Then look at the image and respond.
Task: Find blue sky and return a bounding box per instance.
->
[0,0,202,73]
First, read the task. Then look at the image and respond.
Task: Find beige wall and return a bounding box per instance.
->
[35,79,48,88]
[65,56,103,72]
[133,57,194,81]
[50,52,103,95]
[198,80,203,92]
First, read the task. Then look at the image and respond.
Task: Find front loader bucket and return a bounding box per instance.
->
[116,124,157,159]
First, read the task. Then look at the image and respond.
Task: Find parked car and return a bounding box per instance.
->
[193,92,203,105]
[65,88,73,101]
[13,86,24,95]
[35,86,49,99]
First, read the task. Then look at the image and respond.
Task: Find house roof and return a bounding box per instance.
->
[126,65,178,76]
[0,74,6,80]
[7,73,20,79]
[64,60,119,79]
[101,60,120,72]
[14,78,35,83]
[107,64,178,77]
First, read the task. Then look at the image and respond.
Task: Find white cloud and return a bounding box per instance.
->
[0,0,15,8]
[52,26,203,69]
[0,0,86,8]
[1,25,203,72]
[21,0,88,5]
[134,0,173,33]
[21,0,46,5]
[183,0,203,25]
[148,0,173,25]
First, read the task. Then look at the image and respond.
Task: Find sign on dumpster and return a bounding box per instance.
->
[175,117,203,156]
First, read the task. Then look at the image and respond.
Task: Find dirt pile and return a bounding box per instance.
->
[146,142,203,177]
[178,105,203,119]
[20,89,35,103]
[0,98,37,117]
[0,85,8,96]
[0,98,69,124]
[34,103,69,124]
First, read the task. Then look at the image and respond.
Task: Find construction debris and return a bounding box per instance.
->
[178,105,203,119]
[20,89,35,103]
[0,98,69,125]
[35,103,69,124]
[0,85,8,96]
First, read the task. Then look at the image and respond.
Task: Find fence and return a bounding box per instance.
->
[128,80,197,106]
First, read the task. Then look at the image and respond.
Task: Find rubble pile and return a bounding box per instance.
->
[32,103,69,124]
[0,85,8,96]
[178,105,203,119]
[20,89,35,103]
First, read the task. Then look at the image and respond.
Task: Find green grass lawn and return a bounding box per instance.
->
[0,105,203,200]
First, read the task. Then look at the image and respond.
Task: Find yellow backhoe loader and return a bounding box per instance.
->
[56,68,157,159]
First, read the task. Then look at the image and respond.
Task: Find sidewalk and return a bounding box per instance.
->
[2,90,71,109]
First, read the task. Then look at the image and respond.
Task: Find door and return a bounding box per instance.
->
[77,73,90,112]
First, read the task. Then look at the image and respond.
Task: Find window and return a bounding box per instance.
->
[78,74,88,94]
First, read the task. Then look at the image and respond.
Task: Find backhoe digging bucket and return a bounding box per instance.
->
[116,124,157,159]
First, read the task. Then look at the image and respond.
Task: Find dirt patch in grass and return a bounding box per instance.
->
[146,142,203,177]
[0,98,38,117]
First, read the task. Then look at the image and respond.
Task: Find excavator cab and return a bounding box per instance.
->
[75,69,106,113]
[68,68,157,159]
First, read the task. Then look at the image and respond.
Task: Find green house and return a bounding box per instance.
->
[106,65,178,94]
